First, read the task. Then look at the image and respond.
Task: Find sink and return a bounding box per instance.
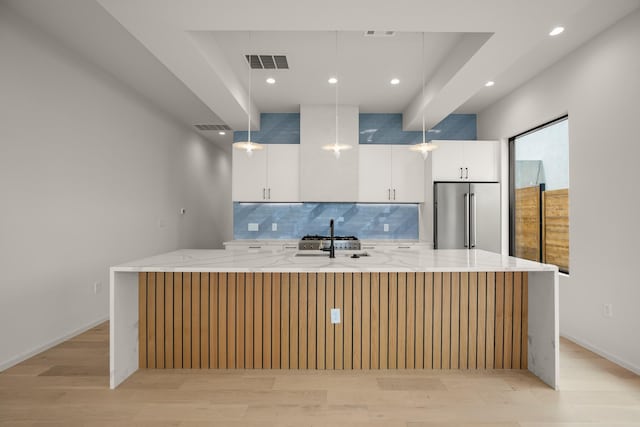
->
[294,251,370,258]
[294,252,328,257]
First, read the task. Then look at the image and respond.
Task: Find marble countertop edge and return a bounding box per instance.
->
[111,248,557,274]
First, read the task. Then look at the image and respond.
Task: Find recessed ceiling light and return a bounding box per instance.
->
[266,77,276,84]
[218,131,226,135]
[485,81,495,87]
[549,26,565,36]
[328,77,338,84]
[390,78,400,85]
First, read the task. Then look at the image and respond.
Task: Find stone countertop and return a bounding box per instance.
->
[111,248,557,273]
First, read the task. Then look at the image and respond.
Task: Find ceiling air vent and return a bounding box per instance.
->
[245,54,289,69]
[363,30,396,37]
[194,124,231,131]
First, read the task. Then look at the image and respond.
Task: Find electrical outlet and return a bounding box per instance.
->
[272,223,278,231]
[248,223,259,232]
[603,303,613,318]
[383,223,389,232]
[337,217,344,222]
[93,281,102,294]
[330,308,341,324]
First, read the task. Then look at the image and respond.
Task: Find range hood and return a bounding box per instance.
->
[299,105,359,202]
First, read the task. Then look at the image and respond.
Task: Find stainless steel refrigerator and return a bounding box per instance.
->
[434,182,501,253]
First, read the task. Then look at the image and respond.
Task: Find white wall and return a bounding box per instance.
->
[478,9,640,373]
[0,6,232,370]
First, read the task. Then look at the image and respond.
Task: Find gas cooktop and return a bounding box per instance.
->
[300,235,358,241]
[298,235,361,250]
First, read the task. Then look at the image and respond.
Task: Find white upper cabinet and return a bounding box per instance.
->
[232,147,267,201]
[358,145,391,202]
[391,145,425,202]
[232,144,299,202]
[431,140,500,182]
[358,145,425,202]
[300,105,359,202]
[265,145,300,202]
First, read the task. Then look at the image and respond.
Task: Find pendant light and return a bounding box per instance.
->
[322,31,352,159]
[233,32,263,156]
[409,32,437,159]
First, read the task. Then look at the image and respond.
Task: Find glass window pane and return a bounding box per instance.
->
[512,117,570,273]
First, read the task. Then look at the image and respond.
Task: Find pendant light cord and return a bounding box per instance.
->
[248,32,252,144]
[421,32,426,144]
[335,30,339,146]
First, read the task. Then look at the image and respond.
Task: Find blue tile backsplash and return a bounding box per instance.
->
[429,114,477,140]
[233,112,476,145]
[359,113,476,144]
[233,203,419,240]
[233,113,300,144]
[359,114,422,144]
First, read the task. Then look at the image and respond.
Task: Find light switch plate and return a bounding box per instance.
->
[330,308,341,324]
[272,223,278,231]
[384,223,389,232]
[248,223,259,232]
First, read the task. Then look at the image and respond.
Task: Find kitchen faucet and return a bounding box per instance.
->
[322,219,336,258]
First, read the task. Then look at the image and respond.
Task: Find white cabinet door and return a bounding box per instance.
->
[431,140,499,182]
[431,140,466,181]
[358,145,392,202]
[391,145,425,202]
[464,141,500,181]
[358,145,425,203]
[232,147,268,201]
[267,144,300,202]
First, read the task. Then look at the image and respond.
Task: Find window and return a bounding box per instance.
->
[509,116,569,273]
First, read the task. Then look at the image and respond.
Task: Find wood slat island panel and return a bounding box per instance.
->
[138,272,528,370]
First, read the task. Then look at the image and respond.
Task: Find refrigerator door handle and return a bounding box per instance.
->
[464,193,470,248]
[470,192,477,248]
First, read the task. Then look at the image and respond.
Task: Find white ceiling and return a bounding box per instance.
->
[208,31,465,113]
[2,0,226,147]
[6,0,640,146]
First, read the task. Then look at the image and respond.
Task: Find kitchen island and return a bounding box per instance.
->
[110,248,558,389]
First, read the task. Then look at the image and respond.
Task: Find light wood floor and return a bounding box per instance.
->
[1,322,639,426]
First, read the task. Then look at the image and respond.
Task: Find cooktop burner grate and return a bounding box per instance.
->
[300,235,358,241]
[298,235,361,250]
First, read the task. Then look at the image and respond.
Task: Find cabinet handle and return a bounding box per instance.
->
[262,188,266,199]
[459,167,463,179]
[465,168,469,179]
[388,189,391,200]
[249,246,262,249]
[470,192,477,248]
[393,189,396,200]
[464,193,470,248]
[268,188,271,200]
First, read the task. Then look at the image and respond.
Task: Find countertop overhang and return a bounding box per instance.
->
[111,248,557,274]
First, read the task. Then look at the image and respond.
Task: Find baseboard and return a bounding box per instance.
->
[0,316,109,372]
[561,332,640,376]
